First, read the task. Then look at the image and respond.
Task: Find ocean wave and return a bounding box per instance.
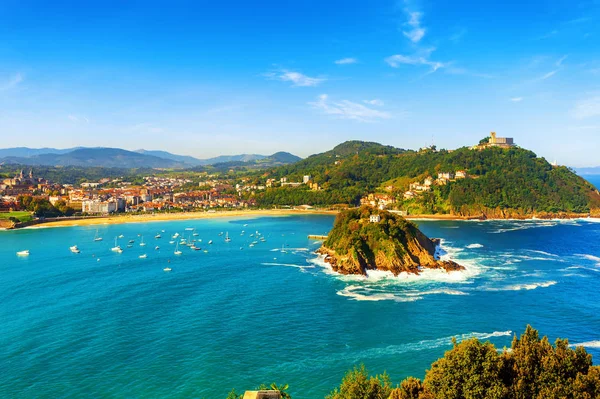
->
[261,262,314,269]
[526,250,559,257]
[466,243,484,249]
[489,221,559,234]
[482,281,557,291]
[571,341,600,348]
[336,285,469,302]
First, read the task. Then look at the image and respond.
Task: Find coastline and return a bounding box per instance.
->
[5,208,598,230]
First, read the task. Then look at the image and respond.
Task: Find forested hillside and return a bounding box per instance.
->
[252,141,600,217]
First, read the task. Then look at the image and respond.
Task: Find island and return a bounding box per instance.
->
[317,207,464,276]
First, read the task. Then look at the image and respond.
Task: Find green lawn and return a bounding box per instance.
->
[0,211,34,222]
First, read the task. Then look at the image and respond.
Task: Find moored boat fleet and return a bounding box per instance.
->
[16,225,274,272]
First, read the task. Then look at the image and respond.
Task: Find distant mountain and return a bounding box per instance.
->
[1,148,181,168]
[576,167,600,176]
[135,149,203,166]
[0,147,81,158]
[194,152,302,172]
[0,147,302,169]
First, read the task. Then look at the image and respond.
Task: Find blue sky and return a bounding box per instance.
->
[1,0,599,166]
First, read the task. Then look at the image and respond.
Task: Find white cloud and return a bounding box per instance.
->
[68,114,90,123]
[556,55,568,67]
[309,94,391,122]
[510,97,523,102]
[538,70,558,80]
[265,70,325,87]
[403,11,426,43]
[571,97,600,120]
[364,99,384,106]
[0,73,23,91]
[335,58,358,65]
[385,53,446,72]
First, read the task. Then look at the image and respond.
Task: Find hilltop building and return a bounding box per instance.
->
[473,132,516,150]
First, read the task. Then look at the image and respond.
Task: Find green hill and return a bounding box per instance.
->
[253,141,600,218]
[319,207,463,276]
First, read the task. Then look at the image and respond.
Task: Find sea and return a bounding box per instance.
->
[1,210,600,397]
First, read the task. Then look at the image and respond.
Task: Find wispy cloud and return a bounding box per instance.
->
[335,58,358,65]
[67,114,90,123]
[403,11,426,43]
[0,73,23,91]
[556,55,568,67]
[309,94,391,122]
[364,99,384,106]
[265,70,325,87]
[385,50,446,73]
[510,97,523,102]
[571,96,600,120]
[536,70,558,81]
[449,28,467,43]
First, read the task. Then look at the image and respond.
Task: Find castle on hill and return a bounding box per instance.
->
[472,132,515,150]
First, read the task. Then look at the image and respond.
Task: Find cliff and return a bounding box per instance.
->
[318,207,464,276]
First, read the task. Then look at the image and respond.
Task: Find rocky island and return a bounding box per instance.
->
[318,207,464,276]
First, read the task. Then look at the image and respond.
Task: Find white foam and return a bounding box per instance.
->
[576,254,600,265]
[466,243,484,249]
[482,281,557,291]
[526,250,558,257]
[571,341,600,348]
[261,262,314,269]
[337,285,421,302]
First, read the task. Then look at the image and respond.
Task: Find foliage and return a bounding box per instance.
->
[252,142,599,214]
[324,326,600,399]
[326,365,393,399]
[17,195,75,218]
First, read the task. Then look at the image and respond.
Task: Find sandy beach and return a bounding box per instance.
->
[33,209,339,228]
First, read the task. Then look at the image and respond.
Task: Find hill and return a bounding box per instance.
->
[253,140,600,218]
[0,148,182,168]
[318,207,463,276]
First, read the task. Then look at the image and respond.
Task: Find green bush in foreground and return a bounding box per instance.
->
[229,326,600,398]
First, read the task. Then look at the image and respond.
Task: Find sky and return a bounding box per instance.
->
[1,0,599,166]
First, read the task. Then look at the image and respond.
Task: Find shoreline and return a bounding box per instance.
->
[4,209,598,230]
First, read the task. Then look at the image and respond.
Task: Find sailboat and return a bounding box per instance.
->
[111,237,123,253]
[155,233,161,239]
[140,236,146,247]
[174,242,182,255]
[16,250,29,256]
[94,229,103,242]
[70,245,80,254]
[118,234,124,239]
[281,244,287,254]
[225,232,231,243]
[163,267,172,272]
[139,254,147,259]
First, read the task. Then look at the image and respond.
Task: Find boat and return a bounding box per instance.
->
[225,232,231,243]
[129,239,135,244]
[249,243,255,248]
[16,250,29,256]
[185,227,194,231]
[218,232,223,236]
[203,250,208,253]
[192,230,199,237]
[155,233,161,239]
[169,240,175,244]
[243,224,248,227]
[94,229,103,242]
[70,245,80,254]
[281,244,287,254]
[111,237,123,253]
[155,246,160,250]
[118,234,124,239]
[174,242,182,255]
[140,236,146,247]
[163,267,172,272]
[172,233,180,239]
[208,240,213,245]
[139,254,147,259]
[127,244,133,248]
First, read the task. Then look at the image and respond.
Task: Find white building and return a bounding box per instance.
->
[369,215,381,223]
[303,175,311,184]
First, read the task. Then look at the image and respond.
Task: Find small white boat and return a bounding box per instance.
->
[140,236,146,247]
[218,232,223,236]
[174,242,182,255]
[118,234,124,239]
[225,232,231,243]
[208,240,213,245]
[155,246,160,250]
[128,239,135,244]
[94,229,103,242]
[70,245,80,254]
[111,237,122,253]
[163,267,172,272]
[172,233,180,239]
[17,250,29,256]
[139,254,147,259]
[155,233,161,239]
[249,243,255,248]
[169,240,175,244]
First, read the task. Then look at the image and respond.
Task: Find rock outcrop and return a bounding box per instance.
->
[318,207,464,276]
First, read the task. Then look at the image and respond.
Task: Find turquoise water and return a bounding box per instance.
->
[2,215,600,398]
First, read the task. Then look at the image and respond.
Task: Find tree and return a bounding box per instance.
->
[326,365,392,399]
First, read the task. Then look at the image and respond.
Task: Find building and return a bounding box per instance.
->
[82,199,118,214]
[455,170,467,179]
[438,172,455,181]
[303,175,311,184]
[369,214,381,223]
[473,132,516,150]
